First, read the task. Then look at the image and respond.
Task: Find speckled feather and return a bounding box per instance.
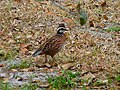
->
[43,34,66,57]
[32,34,66,57]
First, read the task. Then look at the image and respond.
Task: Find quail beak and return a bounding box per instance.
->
[65,27,69,31]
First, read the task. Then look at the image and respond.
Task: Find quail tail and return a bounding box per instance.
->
[32,49,43,57]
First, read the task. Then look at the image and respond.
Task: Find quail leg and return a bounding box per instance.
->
[44,54,47,63]
[51,57,58,67]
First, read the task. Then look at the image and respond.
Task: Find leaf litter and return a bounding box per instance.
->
[0,0,120,89]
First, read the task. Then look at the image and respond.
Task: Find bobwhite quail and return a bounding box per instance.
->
[32,23,68,62]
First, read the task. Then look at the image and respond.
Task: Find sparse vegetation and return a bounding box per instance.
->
[48,70,79,89]
[107,26,120,32]
[0,81,14,90]
[115,75,120,82]
[9,60,31,69]
[0,49,18,61]
[20,83,38,90]
[0,80,38,90]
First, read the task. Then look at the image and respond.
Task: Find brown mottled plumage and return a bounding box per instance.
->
[32,23,68,62]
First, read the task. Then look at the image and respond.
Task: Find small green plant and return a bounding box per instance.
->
[107,26,120,32]
[47,70,79,90]
[115,75,120,82]
[0,81,15,90]
[82,85,87,90]
[20,83,38,90]
[9,60,31,69]
[107,76,113,85]
[107,74,120,85]
[93,79,108,86]
[0,49,18,61]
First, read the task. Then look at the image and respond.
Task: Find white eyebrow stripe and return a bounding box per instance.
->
[57,27,66,31]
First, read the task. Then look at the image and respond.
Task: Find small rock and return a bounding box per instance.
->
[0,73,7,78]
[39,83,49,88]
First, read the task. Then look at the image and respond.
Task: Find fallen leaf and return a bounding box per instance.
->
[20,68,29,72]
[0,31,4,35]
[36,63,52,68]
[39,83,49,88]
[11,69,18,72]
[3,78,9,83]
[17,77,23,81]
[99,0,106,7]
[0,64,6,67]
[63,18,74,28]
[81,72,95,85]
[20,43,32,54]
[89,20,96,27]
[61,62,74,70]
[14,0,22,2]
[103,14,108,20]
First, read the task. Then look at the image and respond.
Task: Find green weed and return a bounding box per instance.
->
[93,79,108,86]
[107,26,120,32]
[9,60,31,69]
[0,81,15,90]
[0,49,18,61]
[115,75,120,82]
[47,70,79,90]
[20,83,38,90]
